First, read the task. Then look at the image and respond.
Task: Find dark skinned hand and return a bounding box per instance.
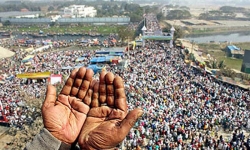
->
[78,71,143,150]
[42,67,94,145]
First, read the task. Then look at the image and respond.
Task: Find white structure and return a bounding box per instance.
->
[51,15,61,22]
[63,5,97,18]
[170,26,175,48]
[15,13,40,19]
[161,7,174,17]
[141,25,147,47]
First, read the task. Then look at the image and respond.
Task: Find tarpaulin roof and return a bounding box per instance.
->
[16,71,51,79]
[90,57,106,63]
[0,46,15,59]
[22,55,34,63]
[95,51,124,55]
[62,66,73,70]
[142,35,172,40]
[227,45,240,51]
[90,56,115,63]
[87,65,103,74]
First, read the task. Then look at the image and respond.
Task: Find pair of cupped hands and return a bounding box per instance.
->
[42,67,143,150]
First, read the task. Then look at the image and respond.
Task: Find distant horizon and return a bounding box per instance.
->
[1,0,250,7]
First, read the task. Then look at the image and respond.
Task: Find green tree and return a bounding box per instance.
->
[48,6,55,11]
[218,60,225,69]
[117,26,135,43]
[219,6,246,13]
[212,61,218,69]
[166,10,191,20]
[162,25,185,41]
[3,20,11,26]
[174,26,185,41]
[156,13,164,22]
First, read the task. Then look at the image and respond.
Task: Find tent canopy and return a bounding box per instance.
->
[22,55,34,63]
[0,46,15,58]
[142,35,172,40]
[87,65,103,74]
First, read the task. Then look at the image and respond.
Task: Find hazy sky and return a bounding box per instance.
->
[1,0,250,6]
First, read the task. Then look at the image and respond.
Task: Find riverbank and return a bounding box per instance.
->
[186,26,250,37]
[189,26,250,35]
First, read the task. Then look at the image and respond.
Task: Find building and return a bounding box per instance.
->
[63,5,97,18]
[241,50,250,74]
[161,6,175,17]
[0,11,41,19]
[226,45,244,59]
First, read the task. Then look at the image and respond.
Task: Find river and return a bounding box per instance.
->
[185,31,250,43]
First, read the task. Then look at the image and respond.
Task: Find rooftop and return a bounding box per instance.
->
[0,11,41,18]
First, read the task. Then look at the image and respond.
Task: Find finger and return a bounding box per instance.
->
[118,108,143,136]
[60,68,78,95]
[42,84,57,110]
[114,76,127,112]
[69,98,90,115]
[77,69,94,99]
[99,70,107,103]
[91,81,100,107]
[105,72,115,107]
[70,67,87,96]
[83,79,97,105]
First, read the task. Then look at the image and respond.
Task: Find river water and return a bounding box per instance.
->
[186,31,250,43]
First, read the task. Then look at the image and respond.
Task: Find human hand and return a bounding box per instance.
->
[78,71,143,149]
[42,67,94,144]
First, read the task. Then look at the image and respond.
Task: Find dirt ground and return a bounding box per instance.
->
[0,126,14,150]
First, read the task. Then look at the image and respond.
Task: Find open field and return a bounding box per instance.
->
[1,25,119,35]
[198,42,249,71]
[164,19,250,35]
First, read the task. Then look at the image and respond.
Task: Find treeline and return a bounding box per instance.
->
[0,3,41,12]
[0,1,159,22]
[47,1,159,22]
[199,6,250,20]
[157,5,191,21]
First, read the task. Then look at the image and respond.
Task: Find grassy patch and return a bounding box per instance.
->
[233,42,250,50]
[4,25,119,35]
[199,43,226,51]
[223,58,243,71]
[199,43,244,70]
[207,50,242,70]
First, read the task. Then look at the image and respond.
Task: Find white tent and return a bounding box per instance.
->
[0,46,15,58]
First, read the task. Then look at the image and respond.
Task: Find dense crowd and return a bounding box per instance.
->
[1,38,250,149]
[1,11,250,149]
[0,46,94,128]
[119,43,250,150]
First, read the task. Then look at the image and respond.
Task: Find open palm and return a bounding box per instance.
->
[78,72,143,149]
[42,68,94,144]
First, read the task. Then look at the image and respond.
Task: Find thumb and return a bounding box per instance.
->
[118,108,143,137]
[43,84,57,109]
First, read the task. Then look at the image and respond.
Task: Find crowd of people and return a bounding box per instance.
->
[0,37,250,149]
[0,44,95,127]
[117,42,250,150]
[1,14,250,149]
